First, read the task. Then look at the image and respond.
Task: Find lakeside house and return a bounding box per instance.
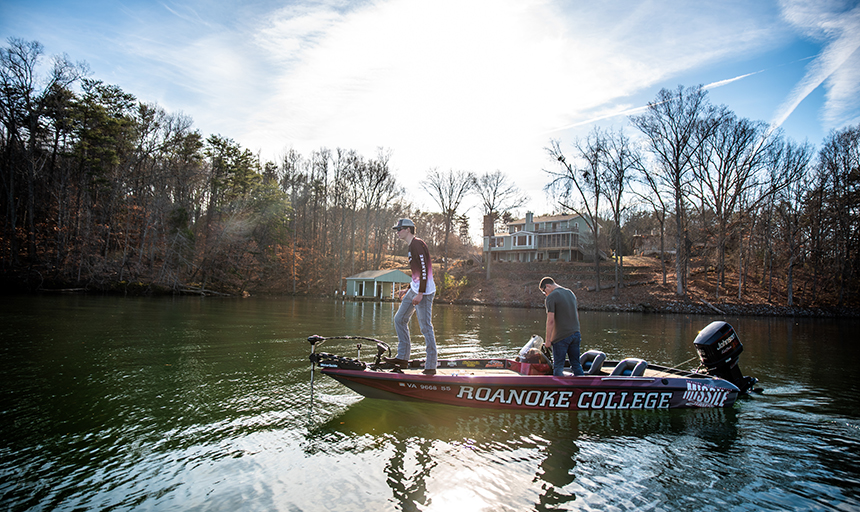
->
[483,212,595,263]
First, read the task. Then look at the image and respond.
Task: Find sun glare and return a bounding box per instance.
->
[425,486,492,512]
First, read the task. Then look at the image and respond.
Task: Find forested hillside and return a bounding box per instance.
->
[2,39,858,309]
[0,39,475,295]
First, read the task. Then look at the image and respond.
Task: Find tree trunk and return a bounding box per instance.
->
[675,201,684,296]
[659,217,667,285]
[787,256,795,306]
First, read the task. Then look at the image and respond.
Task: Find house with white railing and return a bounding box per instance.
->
[483,212,595,263]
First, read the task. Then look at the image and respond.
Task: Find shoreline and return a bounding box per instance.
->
[441,296,860,318]
[6,253,858,318]
[10,286,859,318]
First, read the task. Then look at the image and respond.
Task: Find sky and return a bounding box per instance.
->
[2,0,860,240]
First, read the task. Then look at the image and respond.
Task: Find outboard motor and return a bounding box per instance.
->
[693,321,757,394]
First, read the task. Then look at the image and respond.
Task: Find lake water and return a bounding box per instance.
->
[1,295,858,511]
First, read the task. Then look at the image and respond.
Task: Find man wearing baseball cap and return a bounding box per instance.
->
[388,218,437,375]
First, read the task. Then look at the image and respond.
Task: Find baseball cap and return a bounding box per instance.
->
[392,218,415,230]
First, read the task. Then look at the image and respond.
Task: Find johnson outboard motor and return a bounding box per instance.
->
[693,321,757,394]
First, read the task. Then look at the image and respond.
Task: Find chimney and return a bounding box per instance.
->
[483,214,494,237]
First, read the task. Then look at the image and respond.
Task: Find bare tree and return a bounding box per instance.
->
[279,148,304,293]
[421,168,474,276]
[815,126,860,306]
[546,132,605,291]
[803,155,832,302]
[690,114,774,299]
[356,148,398,269]
[772,139,813,305]
[632,165,671,285]
[630,85,720,296]
[473,170,527,278]
[0,38,82,264]
[601,128,639,297]
[329,148,358,284]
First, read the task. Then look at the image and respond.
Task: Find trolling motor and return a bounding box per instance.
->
[693,321,758,394]
[307,335,390,371]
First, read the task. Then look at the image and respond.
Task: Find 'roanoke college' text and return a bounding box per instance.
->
[455,386,675,409]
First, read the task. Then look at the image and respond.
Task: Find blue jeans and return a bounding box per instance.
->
[552,331,584,377]
[394,290,437,370]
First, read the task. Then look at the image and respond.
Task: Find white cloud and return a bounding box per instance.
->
[771,0,860,130]
[243,0,790,182]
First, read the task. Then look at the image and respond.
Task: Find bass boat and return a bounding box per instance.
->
[308,321,757,411]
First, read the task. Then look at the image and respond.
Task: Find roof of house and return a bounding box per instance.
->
[508,213,582,225]
[345,269,411,282]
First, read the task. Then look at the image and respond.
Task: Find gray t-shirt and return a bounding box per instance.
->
[545,286,580,343]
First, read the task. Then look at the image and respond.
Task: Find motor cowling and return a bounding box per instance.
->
[693,321,757,394]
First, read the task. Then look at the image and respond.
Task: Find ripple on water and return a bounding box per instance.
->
[2,297,859,511]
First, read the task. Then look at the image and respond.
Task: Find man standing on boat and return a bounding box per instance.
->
[389,218,437,375]
[540,277,585,377]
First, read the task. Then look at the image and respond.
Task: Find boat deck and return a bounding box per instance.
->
[397,366,686,379]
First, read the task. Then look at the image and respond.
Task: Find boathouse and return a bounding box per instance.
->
[344,269,412,300]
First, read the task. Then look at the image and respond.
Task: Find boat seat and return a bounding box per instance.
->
[611,358,648,377]
[579,350,607,375]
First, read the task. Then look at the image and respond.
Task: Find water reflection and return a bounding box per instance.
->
[305,397,742,511]
[533,414,579,511]
[386,436,435,509]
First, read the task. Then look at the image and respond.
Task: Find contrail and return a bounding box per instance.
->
[703,54,816,91]
[703,70,764,90]
[539,104,651,135]
[768,2,860,133]
[769,41,860,132]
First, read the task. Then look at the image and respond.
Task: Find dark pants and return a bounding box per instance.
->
[552,331,584,376]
